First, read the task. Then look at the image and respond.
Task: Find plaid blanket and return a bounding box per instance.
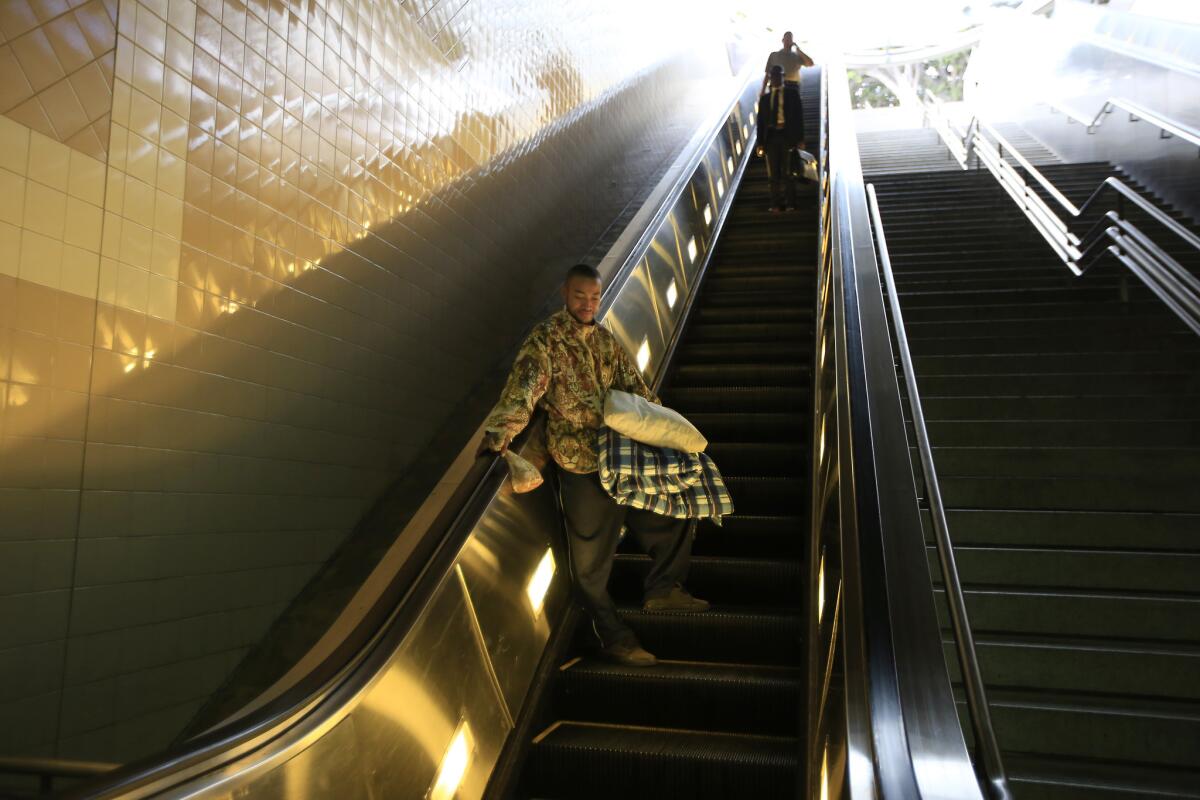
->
[596,428,734,525]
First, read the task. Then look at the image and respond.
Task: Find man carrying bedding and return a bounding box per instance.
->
[477,264,709,667]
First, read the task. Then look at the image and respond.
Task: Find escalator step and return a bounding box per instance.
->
[698,290,810,308]
[702,442,807,476]
[697,514,806,551]
[609,554,804,608]
[670,363,810,388]
[526,722,797,800]
[611,606,803,665]
[720,476,807,516]
[662,386,809,414]
[694,305,812,324]
[555,658,803,735]
[685,412,806,441]
[676,341,809,364]
[684,322,813,343]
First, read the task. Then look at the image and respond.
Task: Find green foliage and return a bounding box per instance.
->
[847,70,900,109]
[915,50,972,103]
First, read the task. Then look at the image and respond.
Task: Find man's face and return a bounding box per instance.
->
[563,276,602,324]
[782,31,794,49]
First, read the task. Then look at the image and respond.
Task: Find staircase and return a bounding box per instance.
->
[514,153,816,800]
[857,123,1061,175]
[866,161,1200,797]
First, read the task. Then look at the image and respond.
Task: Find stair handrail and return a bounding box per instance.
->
[1048,95,1200,146]
[866,182,1014,800]
[925,100,1200,336]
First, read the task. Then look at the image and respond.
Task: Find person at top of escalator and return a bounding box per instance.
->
[757,65,805,213]
[760,30,813,96]
[476,264,710,668]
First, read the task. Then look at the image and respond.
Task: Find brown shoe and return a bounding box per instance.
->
[643,587,711,613]
[601,640,657,667]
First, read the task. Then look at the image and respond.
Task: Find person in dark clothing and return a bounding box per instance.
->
[757,65,805,212]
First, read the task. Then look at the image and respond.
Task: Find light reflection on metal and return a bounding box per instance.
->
[717,177,725,197]
[818,551,826,624]
[742,123,749,139]
[703,204,712,225]
[666,280,678,309]
[818,414,826,464]
[636,336,651,373]
[726,155,734,173]
[735,140,742,155]
[525,549,555,617]
[686,236,698,263]
[821,741,829,800]
[430,720,473,800]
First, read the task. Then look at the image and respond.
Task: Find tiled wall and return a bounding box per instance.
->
[0,0,733,767]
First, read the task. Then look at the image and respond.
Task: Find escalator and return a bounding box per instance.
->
[511,149,817,799]
[864,154,1200,797]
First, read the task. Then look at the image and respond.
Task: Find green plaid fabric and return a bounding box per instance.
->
[597,428,734,525]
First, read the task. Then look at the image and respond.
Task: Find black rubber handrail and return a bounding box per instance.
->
[867,182,1014,800]
[819,61,984,800]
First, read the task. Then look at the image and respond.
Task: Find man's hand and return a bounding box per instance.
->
[475,433,507,459]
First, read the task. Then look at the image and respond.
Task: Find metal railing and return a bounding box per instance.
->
[924,100,1200,336]
[866,183,1013,800]
[809,60,989,800]
[1050,95,1200,148]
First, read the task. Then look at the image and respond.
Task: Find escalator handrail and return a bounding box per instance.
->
[929,105,1200,335]
[820,61,984,800]
[866,182,1014,800]
[68,66,761,800]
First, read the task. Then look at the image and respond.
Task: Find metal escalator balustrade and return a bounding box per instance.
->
[56,67,764,800]
[863,135,1200,793]
[867,183,1012,800]
[808,61,990,800]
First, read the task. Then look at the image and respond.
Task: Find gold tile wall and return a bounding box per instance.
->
[0,0,733,765]
[0,0,118,161]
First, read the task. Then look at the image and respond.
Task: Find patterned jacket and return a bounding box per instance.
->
[483,308,657,474]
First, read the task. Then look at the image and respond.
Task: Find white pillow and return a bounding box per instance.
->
[604,390,708,453]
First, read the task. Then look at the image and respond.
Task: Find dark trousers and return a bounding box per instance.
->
[764,129,798,209]
[557,467,694,647]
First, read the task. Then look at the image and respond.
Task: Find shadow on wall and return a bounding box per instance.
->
[0,47,730,764]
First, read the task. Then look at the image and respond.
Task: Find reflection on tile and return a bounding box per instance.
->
[1,0,736,769]
[2,0,118,159]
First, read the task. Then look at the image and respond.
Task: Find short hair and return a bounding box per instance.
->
[565,263,601,283]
